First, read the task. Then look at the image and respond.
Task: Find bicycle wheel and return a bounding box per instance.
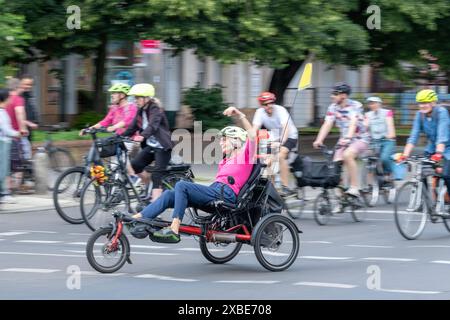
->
[53,166,87,224]
[436,184,450,232]
[313,192,332,225]
[252,214,300,272]
[48,148,76,191]
[394,182,427,240]
[80,179,131,231]
[86,226,130,273]
[162,172,193,189]
[360,165,379,207]
[286,187,306,219]
[349,195,367,222]
[199,238,242,264]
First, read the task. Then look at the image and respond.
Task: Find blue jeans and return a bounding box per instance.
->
[373,139,396,175]
[141,181,237,221]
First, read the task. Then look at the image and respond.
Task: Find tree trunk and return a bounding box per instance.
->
[93,33,108,113]
[268,60,304,105]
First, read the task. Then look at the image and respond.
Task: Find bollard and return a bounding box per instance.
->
[33,147,49,195]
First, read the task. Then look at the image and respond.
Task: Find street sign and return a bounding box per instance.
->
[140,40,161,54]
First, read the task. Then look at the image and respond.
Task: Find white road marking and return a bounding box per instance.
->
[130,245,167,249]
[409,245,450,248]
[65,250,177,256]
[362,257,416,262]
[16,240,63,244]
[0,232,28,236]
[134,274,198,282]
[0,268,60,273]
[68,233,91,236]
[377,288,441,295]
[215,280,280,284]
[11,230,58,234]
[133,252,178,256]
[303,241,333,244]
[430,260,450,265]
[0,239,4,241]
[80,271,126,277]
[0,251,84,258]
[346,245,394,249]
[301,256,352,260]
[177,247,225,252]
[293,282,357,289]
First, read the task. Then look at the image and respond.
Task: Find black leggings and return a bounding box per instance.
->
[131,147,171,188]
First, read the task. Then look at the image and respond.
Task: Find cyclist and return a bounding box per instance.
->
[131,106,256,243]
[313,83,369,197]
[364,96,398,185]
[252,91,298,197]
[398,89,450,212]
[80,83,138,177]
[122,83,173,202]
[80,83,137,136]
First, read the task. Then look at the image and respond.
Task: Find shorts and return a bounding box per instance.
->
[282,138,298,151]
[333,140,369,162]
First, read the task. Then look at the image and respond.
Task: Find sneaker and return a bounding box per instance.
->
[1,195,17,204]
[152,227,180,243]
[346,187,360,197]
[279,186,296,198]
[332,203,344,214]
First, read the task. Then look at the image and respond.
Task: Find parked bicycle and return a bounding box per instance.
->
[394,155,450,240]
[360,142,396,207]
[19,124,75,192]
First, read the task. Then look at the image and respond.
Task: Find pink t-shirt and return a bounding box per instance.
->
[99,103,138,135]
[5,94,25,131]
[215,139,257,195]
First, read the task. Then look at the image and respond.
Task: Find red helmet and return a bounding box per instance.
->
[257,91,276,104]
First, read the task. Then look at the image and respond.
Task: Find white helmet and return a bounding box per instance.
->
[366,96,383,103]
[219,126,247,142]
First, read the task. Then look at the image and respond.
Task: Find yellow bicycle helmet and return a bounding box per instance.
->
[128,83,155,97]
[416,89,438,103]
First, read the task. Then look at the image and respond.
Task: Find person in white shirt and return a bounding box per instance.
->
[252,91,298,196]
[0,89,20,204]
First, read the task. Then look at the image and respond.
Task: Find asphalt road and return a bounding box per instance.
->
[1,193,450,300]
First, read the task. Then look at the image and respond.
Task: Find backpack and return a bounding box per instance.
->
[290,155,341,188]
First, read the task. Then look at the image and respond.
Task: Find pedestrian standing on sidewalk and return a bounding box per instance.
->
[5,78,29,199]
[0,89,20,206]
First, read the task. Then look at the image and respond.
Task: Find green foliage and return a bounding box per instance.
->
[182,84,231,131]
[73,111,104,129]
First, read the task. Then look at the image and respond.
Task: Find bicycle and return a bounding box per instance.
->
[79,134,194,231]
[52,127,110,224]
[394,155,450,240]
[360,141,396,207]
[18,124,75,192]
[309,146,367,226]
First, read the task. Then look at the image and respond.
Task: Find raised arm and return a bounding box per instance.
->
[223,106,256,140]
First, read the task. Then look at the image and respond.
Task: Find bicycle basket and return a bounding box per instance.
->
[96,137,125,158]
[291,155,341,188]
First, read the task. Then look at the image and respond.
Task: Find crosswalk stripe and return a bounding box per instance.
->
[0,251,84,258]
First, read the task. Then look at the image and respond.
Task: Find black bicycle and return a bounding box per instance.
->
[79,135,194,231]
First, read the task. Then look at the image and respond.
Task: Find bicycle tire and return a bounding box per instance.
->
[53,166,87,224]
[48,148,76,191]
[313,192,332,226]
[80,179,132,231]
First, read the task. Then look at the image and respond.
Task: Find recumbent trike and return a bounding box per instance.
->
[85,161,302,272]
